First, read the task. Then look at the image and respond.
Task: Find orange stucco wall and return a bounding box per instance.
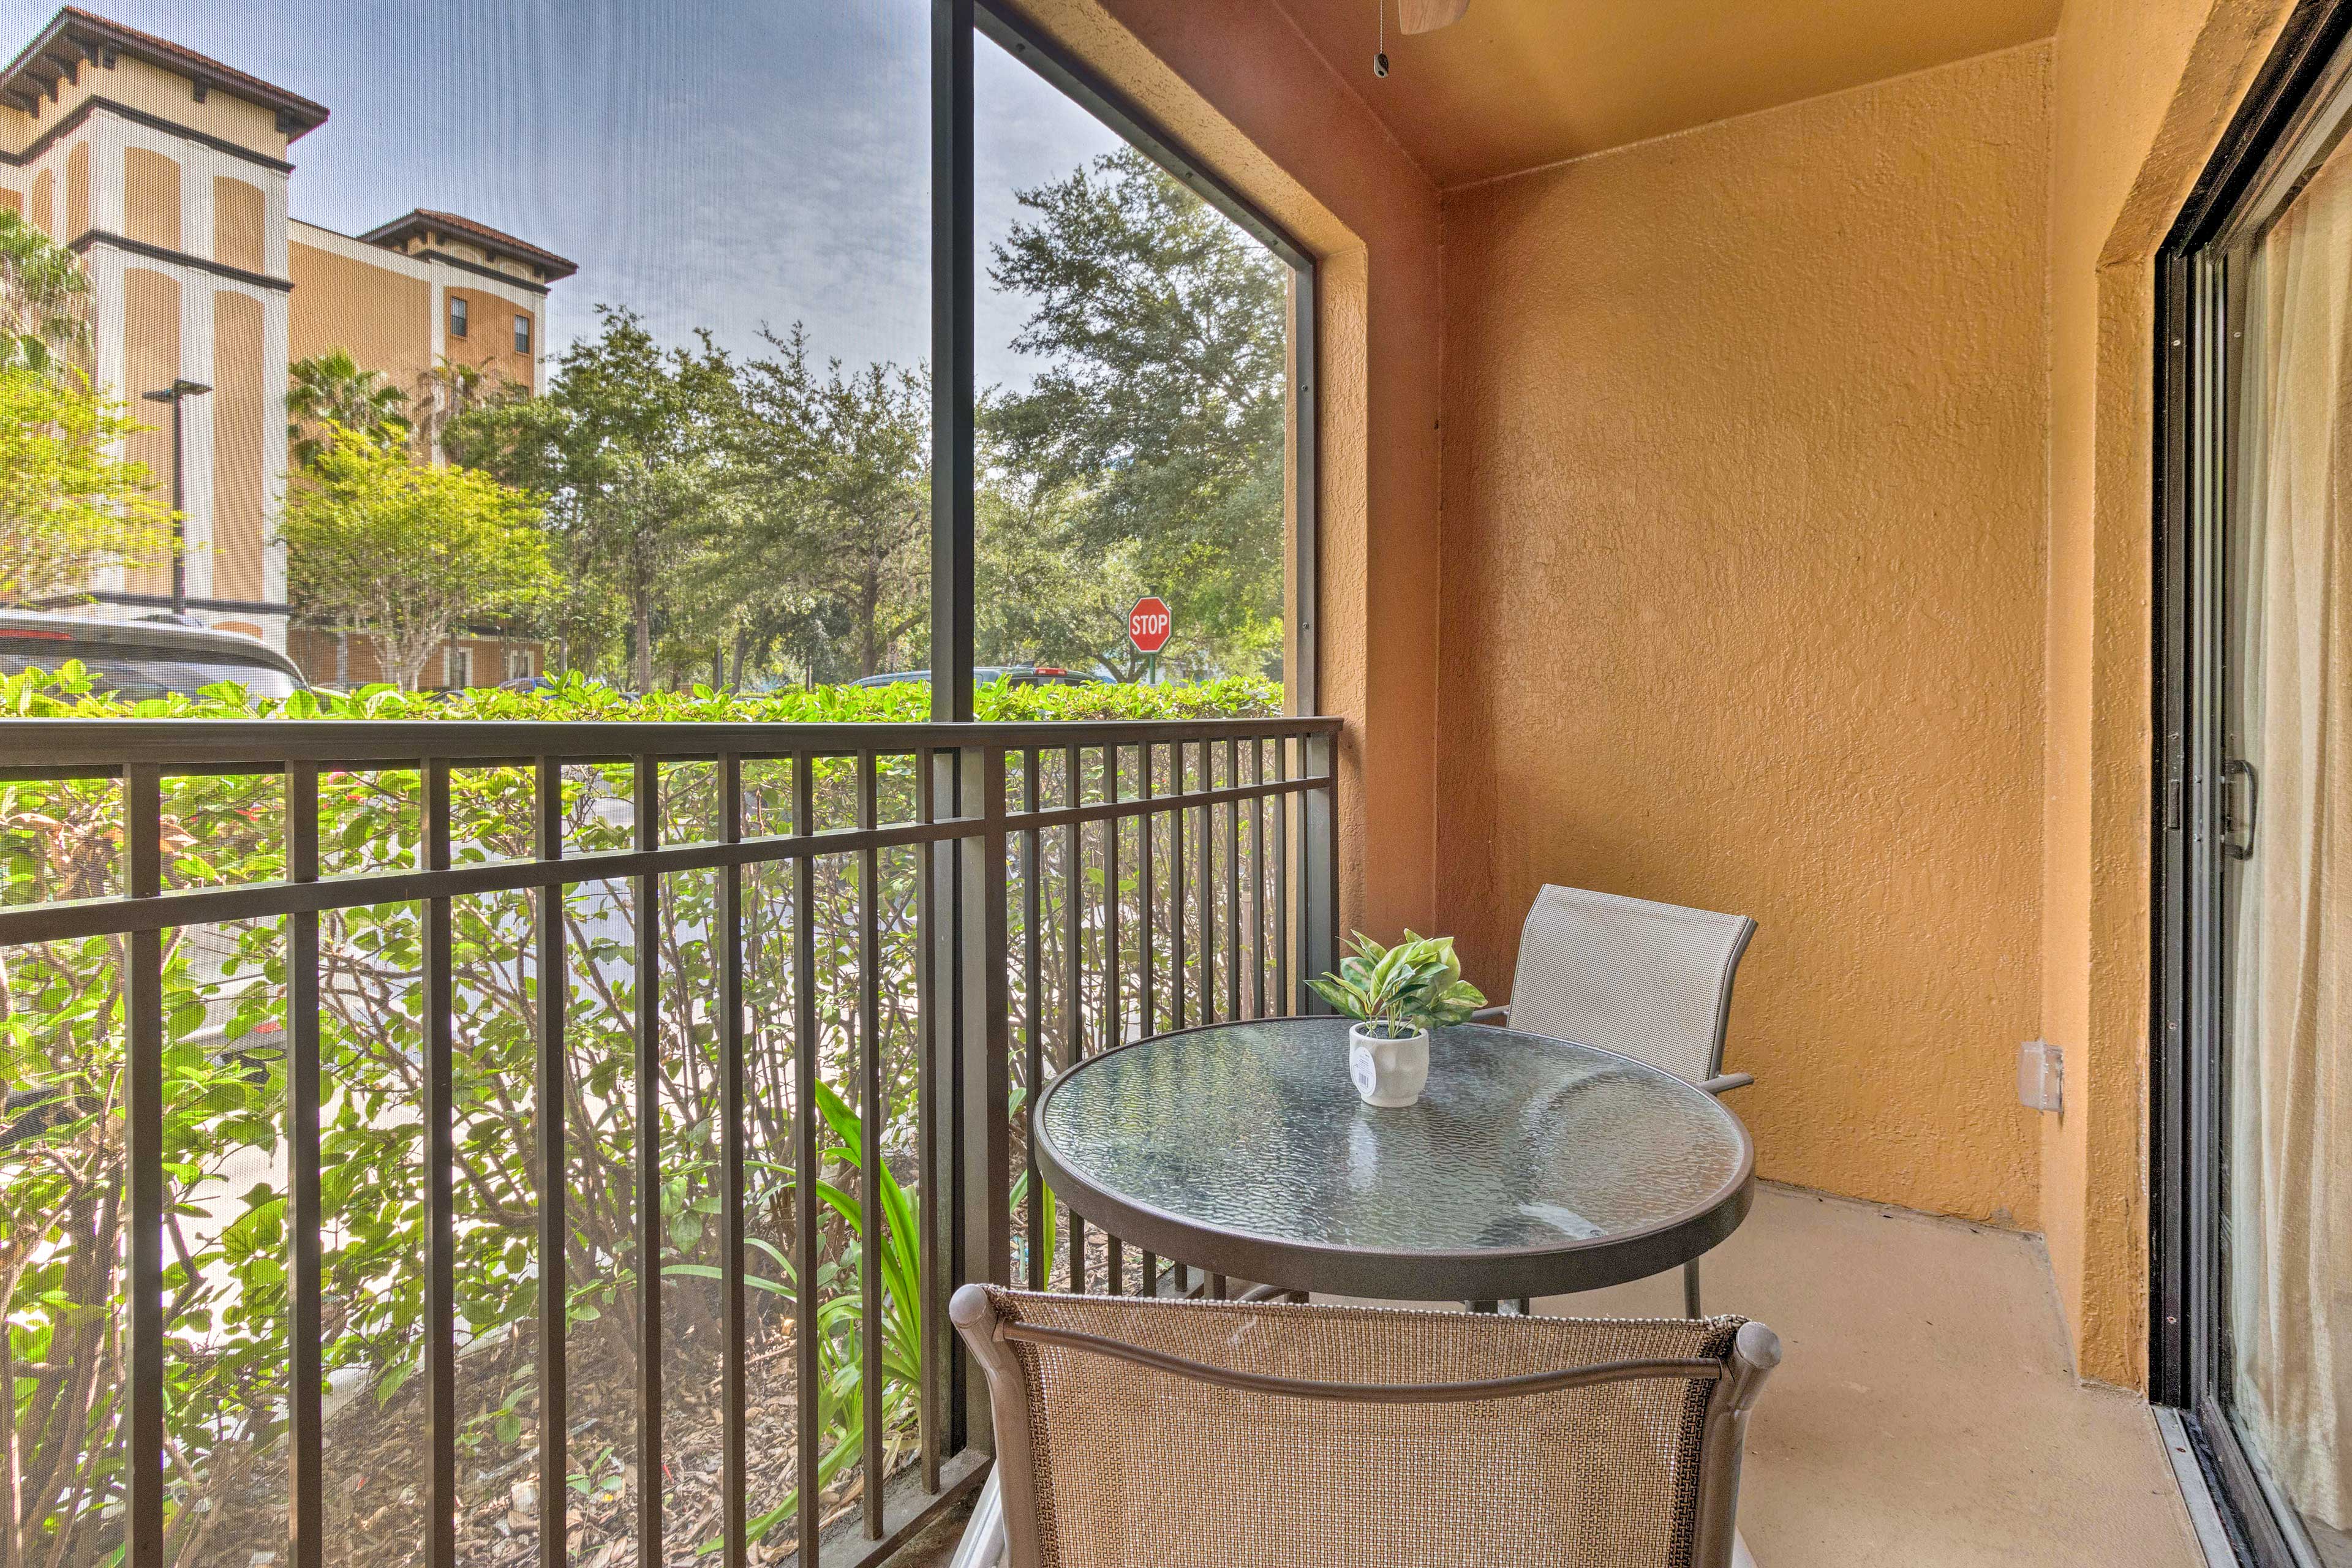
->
[214,176,265,274]
[288,238,434,394]
[1003,0,1447,943]
[64,141,85,238]
[285,627,528,689]
[123,147,180,251]
[2040,0,2298,1387]
[442,286,537,389]
[0,54,287,164]
[1435,44,2053,1229]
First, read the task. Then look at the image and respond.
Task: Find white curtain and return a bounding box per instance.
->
[2228,140,2352,1539]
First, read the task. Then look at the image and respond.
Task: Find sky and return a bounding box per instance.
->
[0,1,1139,388]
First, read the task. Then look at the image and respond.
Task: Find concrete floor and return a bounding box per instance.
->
[1540,1183,2204,1568]
[894,1183,2206,1567]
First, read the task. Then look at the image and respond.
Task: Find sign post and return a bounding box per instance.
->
[1127,595,1172,683]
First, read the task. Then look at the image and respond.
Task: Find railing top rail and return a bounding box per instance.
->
[0,713,1342,776]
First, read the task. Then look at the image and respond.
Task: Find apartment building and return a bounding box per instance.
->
[0,6,573,687]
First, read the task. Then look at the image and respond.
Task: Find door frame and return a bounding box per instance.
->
[2154,3,2352,1562]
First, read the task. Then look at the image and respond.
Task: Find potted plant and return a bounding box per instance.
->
[1309,931,1487,1108]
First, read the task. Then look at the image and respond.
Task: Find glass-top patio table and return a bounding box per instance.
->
[1032,1017,1755,1303]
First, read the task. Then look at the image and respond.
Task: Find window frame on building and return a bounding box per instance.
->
[513,312,531,355]
[448,294,468,339]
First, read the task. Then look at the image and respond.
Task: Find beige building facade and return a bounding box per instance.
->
[0,8,571,685]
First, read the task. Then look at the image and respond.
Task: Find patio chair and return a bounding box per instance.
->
[946,1284,1781,1568]
[1472,884,1758,1316]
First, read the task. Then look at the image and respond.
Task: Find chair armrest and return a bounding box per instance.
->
[1698,1072,1754,1096]
[1469,1004,1509,1023]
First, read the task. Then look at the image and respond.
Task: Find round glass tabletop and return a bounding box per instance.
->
[1032,1017,1755,1301]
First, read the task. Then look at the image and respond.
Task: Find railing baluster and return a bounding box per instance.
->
[1103,745,1123,1297]
[718,755,748,1568]
[1317,733,1341,986]
[124,763,163,1568]
[1022,749,1042,1292]
[1196,741,1216,1023]
[1273,739,1291,1016]
[533,758,569,1568]
[1137,742,1155,1039]
[857,751,886,1539]
[1104,745,1121,1055]
[632,755,662,1567]
[285,761,322,1568]
[1171,742,1187,1031]
[1251,740,1267,1021]
[424,759,456,1568]
[1061,742,1084,1292]
[792,753,822,1561]
[914,747,942,1493]
[1232,738,1251,1025]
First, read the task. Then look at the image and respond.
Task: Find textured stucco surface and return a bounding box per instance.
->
[1006,0,2326,1394]
[2041,0,2297,1387]
[1435,46,2053,1229]
[1006,0,1447,942]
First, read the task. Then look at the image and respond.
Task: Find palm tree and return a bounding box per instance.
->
[287,347,410,467]
[0,208,89,375]
[411,355,516,454]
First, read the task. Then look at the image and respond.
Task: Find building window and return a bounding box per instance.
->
[506,647,533,680]
[513,314,531,355]
[447,646,470,688]
[448,295,468,339]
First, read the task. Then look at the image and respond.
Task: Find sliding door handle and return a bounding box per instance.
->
[2223,757,2258,861]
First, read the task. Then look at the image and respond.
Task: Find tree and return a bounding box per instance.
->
[411,354,518,455]
[720,328,930,683]
[286,348,410,467]
[0,366,171,605]
[984,146,1289,679]
[279,426,554,688]
[0,208,89,374]
[976,463,1144,677]
[446,306,737,690]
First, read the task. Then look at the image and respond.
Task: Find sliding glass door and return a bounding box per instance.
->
[2160,9,2352,1564]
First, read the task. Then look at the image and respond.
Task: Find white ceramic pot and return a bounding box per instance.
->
[1348,1022,1430,1108]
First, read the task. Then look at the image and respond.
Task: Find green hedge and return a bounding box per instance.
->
[0,665,1282,723]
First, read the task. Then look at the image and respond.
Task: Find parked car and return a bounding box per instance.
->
[848,665,1108,689]
[0,611,307,699]
[496,673,636,698]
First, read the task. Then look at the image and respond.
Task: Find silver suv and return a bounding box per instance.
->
[0,611,307,700]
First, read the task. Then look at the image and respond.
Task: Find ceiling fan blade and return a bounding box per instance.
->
[1397,0,1471,33]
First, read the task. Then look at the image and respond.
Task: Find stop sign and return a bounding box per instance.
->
[1128,596,1172,655]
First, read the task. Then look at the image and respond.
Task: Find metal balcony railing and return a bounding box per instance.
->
[0,714,1340,1568]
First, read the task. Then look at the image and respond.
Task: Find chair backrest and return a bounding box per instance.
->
[1505,885,1757,1084]
[951,1284,1781,1568]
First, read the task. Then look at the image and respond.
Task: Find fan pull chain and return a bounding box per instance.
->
[1374,0,1389,77]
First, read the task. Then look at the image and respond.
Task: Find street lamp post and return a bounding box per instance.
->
[140,379,211,616]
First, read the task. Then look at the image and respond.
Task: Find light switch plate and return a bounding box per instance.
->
[2019,1039,2064,1114]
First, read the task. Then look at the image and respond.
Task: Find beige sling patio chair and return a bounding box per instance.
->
[1472,884,1759,1317]
[945,1284,1781,1568]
